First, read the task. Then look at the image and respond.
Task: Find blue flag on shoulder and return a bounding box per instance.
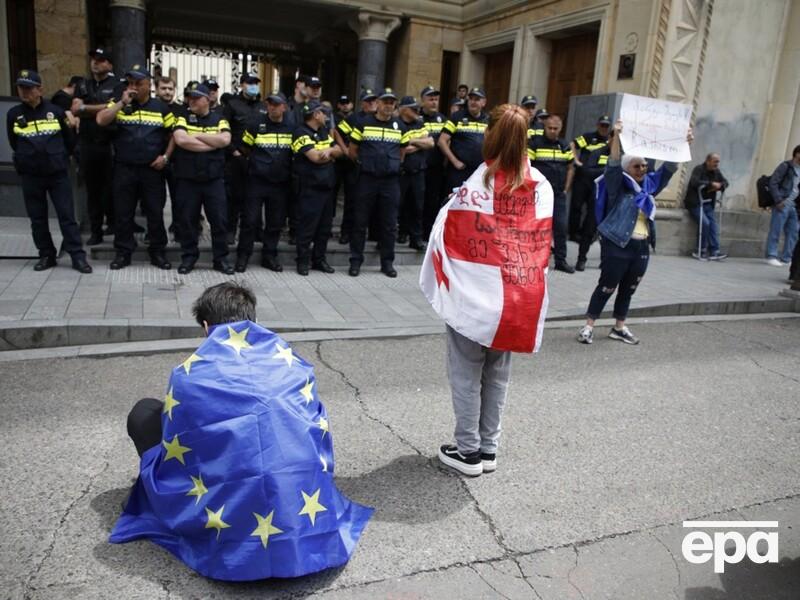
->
[109,321,373,581]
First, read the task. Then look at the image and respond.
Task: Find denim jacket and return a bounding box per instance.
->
[597,158,677,249]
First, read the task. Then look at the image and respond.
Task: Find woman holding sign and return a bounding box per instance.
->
[420,104,554,476]
[577,120,693,345]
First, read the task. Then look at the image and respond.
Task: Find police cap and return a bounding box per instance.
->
[240,73,261,84]
[399,96,418,108]
[307,76,322,88]
[420,85,439,97]
[266,91,287,104]
[467,87,486,99]
[302,100,324,120]
[205,78,219,90]
[377,87,398,101]
[520,95,538,107]
[125,64,150,81]
[187,82,211,98]
[16,69,42,87]
[597,114,612,125]
[359,88,378,102]
[88,48,113,63]
[337,95,350,104]
[535,108,550,120]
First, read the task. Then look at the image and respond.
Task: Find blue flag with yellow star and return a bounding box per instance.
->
[109,321,373,581]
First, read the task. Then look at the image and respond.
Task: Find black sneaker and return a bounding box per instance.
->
[709,251,728,261]
[575,258,587,272]
[554,261,575,274]
[109,253,131,270]
[609,325,639,345]
[481,452,497,473]
[438,444,482,476]
[348,264,360,277]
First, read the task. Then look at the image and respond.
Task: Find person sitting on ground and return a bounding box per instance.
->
[684,152,729,260]
[112,282,372,580]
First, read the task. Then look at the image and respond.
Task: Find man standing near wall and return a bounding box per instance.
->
[684,152,729,261]
[765,145,800,267]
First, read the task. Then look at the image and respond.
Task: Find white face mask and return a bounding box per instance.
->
[245,84,259,96]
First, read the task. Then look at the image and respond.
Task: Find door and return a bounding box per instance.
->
[545,31,598,130]
[483,48,513,108]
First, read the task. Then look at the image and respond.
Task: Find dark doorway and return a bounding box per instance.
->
[483,47,513,108]
[6,0,38,82]
[545,30,598,130]
[440,50,460,108]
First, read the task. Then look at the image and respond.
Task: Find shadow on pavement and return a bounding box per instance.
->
[685,555,800,599]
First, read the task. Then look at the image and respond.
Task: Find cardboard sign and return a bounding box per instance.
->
[619,94,692,162]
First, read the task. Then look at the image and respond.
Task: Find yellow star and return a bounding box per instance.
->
[221,325,252,355]
[251,510,283,549]
[182,353,203,375]
[205,505,231,540]
[300,378,314,405]
[273,343,298,367]
[318,416,329,438]
[163,386,180,421]
[186,474,208,504]
[298,489,327,526]
[162,434,191,465]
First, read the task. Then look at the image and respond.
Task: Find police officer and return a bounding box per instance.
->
[291,100,342,275]
[206,78,221,112]
[529,114,575,273]
[419,85,447,238]
[575,138,611,271]
[334,88,378,245]
[287,74,309,127]
[71,48,117,245]
[397,95,434,250]
[569,115,611,242]
[6,70,91,273]
[520,94,538,122]
[335,95,353,121]
[96,65,173,270]
[347,87,409,278]
[439,86,488,197]
[223,73,264,244]
[235,91,293,273]
[171,83,233,274]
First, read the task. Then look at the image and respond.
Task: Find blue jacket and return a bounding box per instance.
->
[596,158,677,249]
[768,160,799,205]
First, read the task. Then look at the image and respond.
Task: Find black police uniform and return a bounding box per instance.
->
[441,108,488,196]
[223,92,265,237]
[421,108,447,237]
[570,129,609,240]
[348,113,409,271]
[398,115,430,248]
[106,96,174,261]
[529,135,574,265]
[172,111,231,267]
[6,100,87,265]
[576,145,610,265]
[291,122,337,269]
[76,74,117,238]
[236,114,293,265]
[335,109,371,242]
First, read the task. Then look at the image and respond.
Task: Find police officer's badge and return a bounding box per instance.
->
[20,70,29,78]
[393,121,398,130]
[46,112,54,120]
[132,64,140,70]
[437,116,442,122]
[258,123,267,133]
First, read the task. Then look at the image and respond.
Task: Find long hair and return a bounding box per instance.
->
[482,103,530,193]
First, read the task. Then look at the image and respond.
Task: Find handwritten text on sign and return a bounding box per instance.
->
[619,94,692,162]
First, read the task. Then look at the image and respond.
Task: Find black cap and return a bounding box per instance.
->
[467,87,486,99]
[307,76,322,87]
[520,95,538,107]
[399,95,418,108]
[240,73,261,84]
[266,91,287,104]
[205,78,219,90]
[125,64,150,80]
[534,108,550,120]
[88,48,112,62]
[337,95,350,104]
[597,114,612,125]
[187,82,211,98]
[15,69,42,87]
[184,80,199,94]
[420,85,440,97]
[378,87,398,101]
[302,100,324,119]
[68,75,84,87]
[359,88,377,102]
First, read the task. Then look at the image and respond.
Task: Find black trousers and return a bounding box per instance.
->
[350,173,400,267]
[296,182,335,266]
[79,142,113,235]
[225,154,248,235]
[112,163,168,257]
[127,397,163,457]
[423,167,444,239]
[21,172,86,261]
[176,177,229,264]
[569,171,591,240]
[238,178,290,259]
[399,170,426,244]
[791,208,800,282]
[586,237,650,320]
[338,161,359,238]
[552,191,568,263]
[574,176,598,261]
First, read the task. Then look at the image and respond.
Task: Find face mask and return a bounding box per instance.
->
[246,84,259,96]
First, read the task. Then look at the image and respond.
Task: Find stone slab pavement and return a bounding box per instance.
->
[1,317,798,599]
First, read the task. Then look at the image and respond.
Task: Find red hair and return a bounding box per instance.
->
[482,103,530,193]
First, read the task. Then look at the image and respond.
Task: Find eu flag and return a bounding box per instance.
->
[109,321,373,581]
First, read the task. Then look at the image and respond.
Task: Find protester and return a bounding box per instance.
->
[684,152,729,260]
[765,145,800,267]
[577,119,693,345]
[113,281,372,580]
[420,104,554,476]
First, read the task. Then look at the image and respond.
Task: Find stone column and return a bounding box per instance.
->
[110,0,147,75]
[349,10,401,93]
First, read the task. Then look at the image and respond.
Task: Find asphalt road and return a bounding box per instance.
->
[2,316,799,599]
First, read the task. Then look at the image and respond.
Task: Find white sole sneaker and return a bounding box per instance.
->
[438,445,482,476]
[481,455,497,473]
[766,258,783,267]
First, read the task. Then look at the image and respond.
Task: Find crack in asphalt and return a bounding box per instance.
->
[510,558,544,599]
[23,460,111,599]
[566,545,587,600]
[468,564,512,600]
[650,531,682,600]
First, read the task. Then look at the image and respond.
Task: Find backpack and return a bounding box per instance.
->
[756,174,774,208]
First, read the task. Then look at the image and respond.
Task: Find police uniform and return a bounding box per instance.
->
[6,70,89,272]
[292,102,338,273]
[398,97,431,249]
[172,87,232,272]
[441,91,488,195]
[105,67,174,268]
[236,94,294,271]
[420,86,447,239]
[529,134,574,267]
[76,49,117,242]
[575,144,610,268]
[569,119,610,241]
[348,89,409,276]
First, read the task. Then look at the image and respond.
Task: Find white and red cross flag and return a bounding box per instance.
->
[420,163,554,353]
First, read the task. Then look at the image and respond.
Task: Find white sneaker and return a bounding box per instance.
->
[577,325,593,344]
[609,325,640,345]
[766,257,783,267]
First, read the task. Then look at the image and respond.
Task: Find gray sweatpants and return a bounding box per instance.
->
[446,325,512,455]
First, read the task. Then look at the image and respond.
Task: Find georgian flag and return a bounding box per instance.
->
[420,163,554,353]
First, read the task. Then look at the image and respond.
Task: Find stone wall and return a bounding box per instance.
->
[34,0,90,94]
[389,19,462,99]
